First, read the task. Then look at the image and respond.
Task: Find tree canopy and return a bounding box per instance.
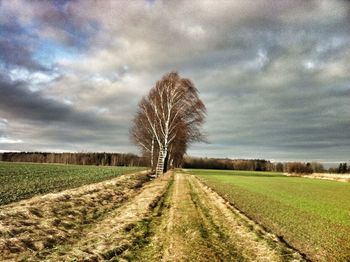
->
[130,72,206,175]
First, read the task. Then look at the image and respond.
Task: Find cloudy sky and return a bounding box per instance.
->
[0,0,349,163]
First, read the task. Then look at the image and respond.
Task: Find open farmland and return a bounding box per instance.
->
[0,162,144,205]
[0,163,347,261]
[0,168,305,261]
[188,169,350,261]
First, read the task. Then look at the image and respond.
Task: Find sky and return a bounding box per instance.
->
[0,0,349,164]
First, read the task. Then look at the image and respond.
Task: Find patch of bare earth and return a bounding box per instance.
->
[304,173,350,182]
[130,172,305,261]
[0,170,152,261]
[285,172,350,182]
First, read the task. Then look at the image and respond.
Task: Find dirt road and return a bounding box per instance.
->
[0,171,305,261]
[128,172,304,261]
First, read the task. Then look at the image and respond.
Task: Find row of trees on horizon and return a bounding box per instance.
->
[1,152,349,174]
[183,156,350,174]
[0,152,147,166]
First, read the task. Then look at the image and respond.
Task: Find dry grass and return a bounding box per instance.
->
[0,171,150,261]
[285,172,350,182]
[45,173,171,261]
[302,173,350,182]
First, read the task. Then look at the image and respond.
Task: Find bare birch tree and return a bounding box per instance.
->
[130,110,157,170]
[130,72,206,175]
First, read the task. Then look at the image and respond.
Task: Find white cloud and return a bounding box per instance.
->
[304,60,315,70]
[0,137,23,144]
[7,67,60,91]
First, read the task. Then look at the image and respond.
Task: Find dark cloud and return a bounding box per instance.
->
[0,20,48,71]
[1,74,69,121]
[0,73,119,129]
[32,1,98,48]
[0,0,349,163]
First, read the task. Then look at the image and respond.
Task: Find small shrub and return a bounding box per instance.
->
[287,162,313,175]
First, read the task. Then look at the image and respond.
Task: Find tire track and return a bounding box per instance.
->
[130,172,305,261]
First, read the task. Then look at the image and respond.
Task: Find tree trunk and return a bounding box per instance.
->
[169,158,174,169]
[163,152,169,173]
[150,136,154,171]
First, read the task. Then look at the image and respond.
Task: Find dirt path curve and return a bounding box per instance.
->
[132,172,305,262]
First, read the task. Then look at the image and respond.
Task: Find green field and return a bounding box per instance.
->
[0,162,145,205]
[188,169,350,261]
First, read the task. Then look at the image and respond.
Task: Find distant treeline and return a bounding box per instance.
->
[1,153,349,174]
[0,152,147,166]
[183,156,350,174]
[183,157,275,171]
[329,162,350,174]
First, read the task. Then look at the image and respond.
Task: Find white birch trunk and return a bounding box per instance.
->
[150,136,154,171]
